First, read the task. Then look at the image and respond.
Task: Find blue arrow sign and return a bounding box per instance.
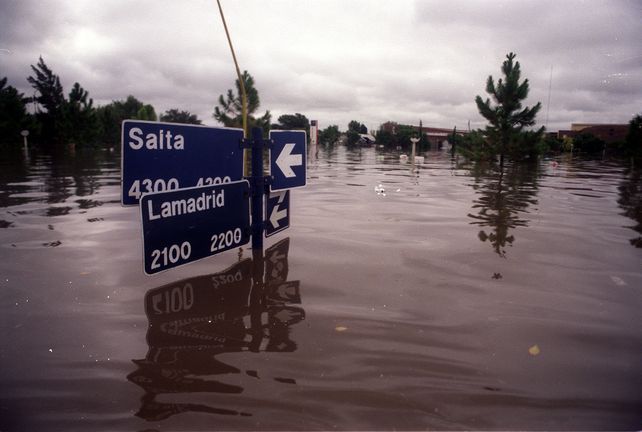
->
[265,190,290,237]
[140,180,250,275]
[122,120,244,205]
[269,130,306,191]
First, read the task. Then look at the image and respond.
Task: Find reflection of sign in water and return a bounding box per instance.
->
[140,181,250,275]
[265,237,289,284]
[121,120,244,206]
[128,239,304,421]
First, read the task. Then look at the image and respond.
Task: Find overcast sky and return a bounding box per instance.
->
[1,0,640,132]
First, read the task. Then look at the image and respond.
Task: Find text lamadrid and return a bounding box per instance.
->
[147,189,225,221]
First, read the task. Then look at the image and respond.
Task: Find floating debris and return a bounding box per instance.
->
[610,275,627,286]
[374,184,386,196]
[335,326,348,332]
[528,344,541,356]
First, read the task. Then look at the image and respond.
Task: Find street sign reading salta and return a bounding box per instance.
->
[269,130,307,191]
[140,180,250,275]
[122,120,244,205]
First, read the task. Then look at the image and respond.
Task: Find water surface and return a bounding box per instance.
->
[1,145,641,430]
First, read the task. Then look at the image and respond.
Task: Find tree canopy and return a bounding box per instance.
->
[213,70,271,135]
[272,113,309,131]
[160,109,202,124]
[348,120,367,134]
[0,77,32,145]
[95,95,158,145]
[319,125,340,145]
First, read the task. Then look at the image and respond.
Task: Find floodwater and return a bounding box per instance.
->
[1,144,641,431]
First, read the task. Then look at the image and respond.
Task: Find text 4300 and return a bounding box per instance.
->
[128,178,179,200]
[128,176,231,200]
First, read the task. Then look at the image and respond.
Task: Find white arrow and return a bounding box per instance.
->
[275,143,302,178]
[269,248,286,264]
[269,202,288,229]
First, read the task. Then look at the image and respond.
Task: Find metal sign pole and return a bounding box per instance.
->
[250,127,265,250]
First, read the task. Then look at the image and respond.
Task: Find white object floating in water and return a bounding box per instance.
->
[414,156,425,163]
[374,184,386,195]
[610,275,627,286]
[400,154,408,162]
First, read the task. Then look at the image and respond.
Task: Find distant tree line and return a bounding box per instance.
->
[375,122,431,149]
[0,58,354,152]
[0,57,202,150]
[7,55,637,162]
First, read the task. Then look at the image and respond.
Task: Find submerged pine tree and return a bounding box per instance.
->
[475,52,544,164]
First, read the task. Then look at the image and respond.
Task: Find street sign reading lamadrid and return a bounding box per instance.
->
[265,190,290,237]
[122,120,244,205]
[269,130,307,191]
[140,181,250,275]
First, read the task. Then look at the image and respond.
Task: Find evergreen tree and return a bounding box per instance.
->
[27,57,102,147]
[27,56,66,142]
[65,82,98,144]
[213,70,271,135]
[475,52,544,164]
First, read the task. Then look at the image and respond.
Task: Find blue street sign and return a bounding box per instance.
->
[265,190,290,237]
[269,130,306,191]
[122,120,244,205]
[140,180,250,275]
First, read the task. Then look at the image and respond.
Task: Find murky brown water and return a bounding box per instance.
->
[1,144,641,430]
